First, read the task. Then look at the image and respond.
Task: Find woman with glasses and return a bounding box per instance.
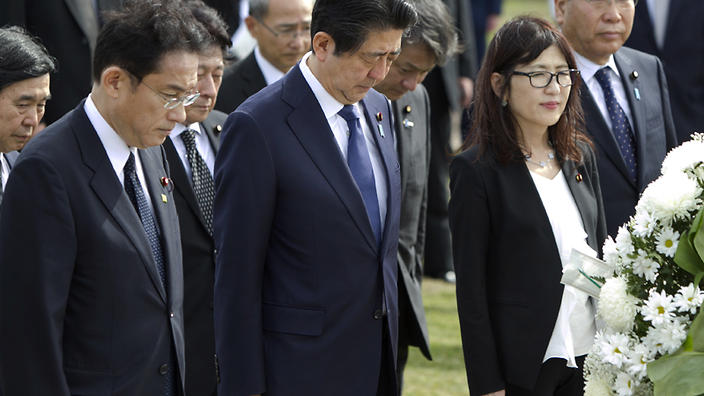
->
[449,16,607,396]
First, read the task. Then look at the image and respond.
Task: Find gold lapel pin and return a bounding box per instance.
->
[161,193,168,203]
[376,112,383,122]
[404,105,412,114]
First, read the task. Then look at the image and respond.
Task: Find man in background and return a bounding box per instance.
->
[374,0,460,389]
[0,26,54,206]
[215,0,313,113]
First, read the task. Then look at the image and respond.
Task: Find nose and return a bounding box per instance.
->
[601,1,623,21]
[401,76,418,92]
[544,76,561,93]
[167,103,188,124]
[199,76,216,99]
[22,106,40,128]
[368,58,390,83]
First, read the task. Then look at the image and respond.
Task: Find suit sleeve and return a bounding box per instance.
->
[0,155,75,396]
[448,154,504,394]
[654,57,678,147]
[213,110,275,395]
[414,89,432,277]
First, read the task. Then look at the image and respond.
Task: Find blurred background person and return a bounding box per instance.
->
[625,0,704,143]
[215,0,313,113]
[163,2,230,395]
[374,0,460,390]
[0,26,55,207]
[471,0,503,62]
[450,17,607,396]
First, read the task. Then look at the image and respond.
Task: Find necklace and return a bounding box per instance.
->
[524,151,555,168]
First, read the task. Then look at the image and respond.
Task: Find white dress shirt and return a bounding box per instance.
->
[298,51,388,232]
[84,95,154,212]
[530,170,597,368]
[0,153,9,191]
[169,122,216,183]
[254,46,286,86]
[574,51,634,132]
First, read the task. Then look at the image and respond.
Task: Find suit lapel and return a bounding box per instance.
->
[163,138,208,234]
[561,159,592,241]
[283,68,378,252]
[392,101,409,199]
[64,0,99,52]
[73,105,167,302]
[614,51,647,189]
[201,118,222,154]
[579,81,634,186]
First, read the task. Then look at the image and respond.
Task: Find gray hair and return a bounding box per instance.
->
[248,0,270,19]
[403,0,459,66]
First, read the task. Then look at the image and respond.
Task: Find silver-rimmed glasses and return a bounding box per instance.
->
[254,17,311,41]
[140,80,200,110]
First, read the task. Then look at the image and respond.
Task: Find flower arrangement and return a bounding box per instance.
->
[583,133,704,396]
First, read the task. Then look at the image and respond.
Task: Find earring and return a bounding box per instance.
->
[501,100,508,107]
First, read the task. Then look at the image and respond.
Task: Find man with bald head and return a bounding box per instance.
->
[0,26,54,207]
[555,0,677,237]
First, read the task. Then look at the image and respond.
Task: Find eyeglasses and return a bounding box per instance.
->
[140,80,200,110]
[512,69,580,88]
[584,0,638,10]
[254,17,311,40]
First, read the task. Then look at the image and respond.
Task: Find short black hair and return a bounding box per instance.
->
[92,0,209,83]
[0,26,56,92]
[186,0,232,57]
[311,0,418,55]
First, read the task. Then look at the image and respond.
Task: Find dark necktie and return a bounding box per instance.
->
[338,105,381,245]
[123,153,175,396]
[594,67,638,185]
[180,129,215,236]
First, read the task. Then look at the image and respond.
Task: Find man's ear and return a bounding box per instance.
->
[101,66,129,99]
[490,72,506,102]
[554,0,568,27]
[311,31,335,61]
[244,16,258,38]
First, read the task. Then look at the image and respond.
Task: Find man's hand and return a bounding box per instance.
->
[483,390,505,396]
[458,77,474,109]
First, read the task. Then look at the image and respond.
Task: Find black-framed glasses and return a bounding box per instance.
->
[584,0,638,10]
[254,17,311,40]
[140,80,200,110]
[512,69,580,88]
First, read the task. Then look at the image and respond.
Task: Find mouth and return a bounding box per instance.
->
[541,101,560,110]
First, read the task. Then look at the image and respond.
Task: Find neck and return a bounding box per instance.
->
[519,126,550,153]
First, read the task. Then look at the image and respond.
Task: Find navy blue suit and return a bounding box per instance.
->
[213,64,401,395]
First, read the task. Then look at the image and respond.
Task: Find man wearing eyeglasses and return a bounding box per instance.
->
[215,0,313,113]
[0,1,208,395]
[555,0,677,237]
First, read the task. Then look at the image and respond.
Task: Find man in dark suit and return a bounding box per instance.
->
[555,0,677,237]
[213,0,417,394]
[215,0,313,113]
[0,26,55,206]
[373,0,460,389]
[0,2,207,395]
[0,0,123,125]
[162,2,229,395]
[422,0,478,282]
[625,0,704,143]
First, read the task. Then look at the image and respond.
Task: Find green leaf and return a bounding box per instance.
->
[674,208,704,281]
[689,309,704,352]
[648,350,704,395]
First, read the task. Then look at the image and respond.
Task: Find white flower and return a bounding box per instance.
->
[661,139,704,177]
[585,373,614,396]
[643,320,687,355]
[598,277,638,332]
[625,343,654,380]
[641,290,675,325]
[631,250,660,282]
[599,332,631,367]
[655,227,680,258]
[603,236,620,266]
[632,210,657,238]
[614,372,636,396]
[636,172,702,226]
[615,226,635,257]
[674,283,704,314]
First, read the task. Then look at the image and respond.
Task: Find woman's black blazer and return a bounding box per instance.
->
[449,142,607,395]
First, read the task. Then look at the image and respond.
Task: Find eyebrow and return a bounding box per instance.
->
[529,63,570,69]
[16,94,50,101]
[364,48,402,58]
[163,84,189,93]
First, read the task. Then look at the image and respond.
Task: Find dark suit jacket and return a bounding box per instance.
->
[0,101,185,395]
[393,85,432,360]
[213,65,401,396]
[1,0,100,124]
[3,152,18,168]
[625,0,704,143]
[579,47,677,237]
[449,143,607,395]
[163,110,225,396]
[214,51,267,114]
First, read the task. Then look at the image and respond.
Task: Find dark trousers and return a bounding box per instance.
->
[506,356,586,396]
[377,319,397,396]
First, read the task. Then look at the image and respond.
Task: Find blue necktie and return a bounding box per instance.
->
[594,67,638,185]
[338,105,382,246]
[123,152,176,396]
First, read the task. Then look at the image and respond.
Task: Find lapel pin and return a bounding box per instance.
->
[160,176,174,192]
[377,123,385,138]
[404,105,412,114]
[575,173,583,183]
[215,124,222,133]
[161,193,168,203]
[375,112,383,122]
[630,70,639,80]
[402,119,415,128]
[634,87,641,101]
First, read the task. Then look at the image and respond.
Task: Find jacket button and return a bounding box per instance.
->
[159,364,168,375]
[373,310,383,320]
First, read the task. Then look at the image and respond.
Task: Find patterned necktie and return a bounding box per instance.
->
[123,152,176,396]
[338,104,381,245]
[594,67,638,185]
[180,129,215,236]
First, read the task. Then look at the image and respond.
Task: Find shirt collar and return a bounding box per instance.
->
[298,51,349,121]
[170,122,202,139]
[84,94,131,177]
[254,46,286,86]
[573,51,620,83]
